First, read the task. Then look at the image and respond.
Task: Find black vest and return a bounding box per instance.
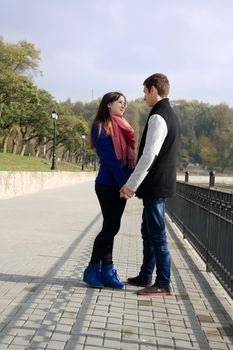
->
[136,98,180,198]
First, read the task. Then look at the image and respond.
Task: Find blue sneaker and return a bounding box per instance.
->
[101,264,124,289]
[83,263,104,288]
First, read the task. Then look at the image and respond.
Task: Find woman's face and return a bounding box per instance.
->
[108,95,126,117]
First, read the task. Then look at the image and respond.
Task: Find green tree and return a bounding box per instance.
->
[0,37,42,153]
[0,37,40,75]
[209,104,233,171]
[198,135,218,167]
[0,74,37,152]
[173,100,198,162]
[56,115,89,163]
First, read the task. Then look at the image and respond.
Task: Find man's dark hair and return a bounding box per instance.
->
[143,73,170,97]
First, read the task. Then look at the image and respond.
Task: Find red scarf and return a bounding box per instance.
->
[110,115,136,168]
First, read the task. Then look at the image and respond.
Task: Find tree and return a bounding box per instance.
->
[209,104,233,171]
[32,90,59,157]
[0,37,42,153]
[173,100,199,163]
[56,115,89,163]
[0,73,37,152]
[0,37,40,75]
[17,87,59,156]
[198,135,218,167]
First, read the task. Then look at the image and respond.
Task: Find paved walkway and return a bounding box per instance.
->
[0,182,232,350]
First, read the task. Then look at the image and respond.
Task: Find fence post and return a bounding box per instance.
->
[185,171,189,183]
[209,170,215,188]
[206,187,212,272]
[207,171,215,270]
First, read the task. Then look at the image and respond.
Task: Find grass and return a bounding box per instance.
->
[0,152,84,172]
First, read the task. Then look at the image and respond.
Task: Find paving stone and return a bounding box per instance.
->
[46,340,66,350]
[197,314,215,323]
[64,342,84,350]
[208,341,229,349]
[11,335,32,345]
[26,344,47,350]
[104,330,121,340]
[157,337,174,347]
[103,338,121,349]
[139,327,156,336]
[140,345,158,350]
[0,335,15,345]
[85,328,105,337]
[83,347,112,350]
[85,335,103,347]
[120,342,140,349]
[89,321,106,329]
[0,326,19,336]
[218,326,233,337]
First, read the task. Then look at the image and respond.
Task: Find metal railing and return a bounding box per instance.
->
[167,180,233,298]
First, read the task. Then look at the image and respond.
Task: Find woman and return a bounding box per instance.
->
[83,91,136,288]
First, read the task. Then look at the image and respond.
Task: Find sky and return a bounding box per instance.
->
[1,0,233,106]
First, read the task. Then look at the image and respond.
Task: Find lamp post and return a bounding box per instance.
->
[81,134,86,171]
[51,111,58,170]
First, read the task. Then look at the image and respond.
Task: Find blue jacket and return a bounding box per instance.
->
[92,124,133,188]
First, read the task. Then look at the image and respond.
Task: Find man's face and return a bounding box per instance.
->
[143,86,158,107]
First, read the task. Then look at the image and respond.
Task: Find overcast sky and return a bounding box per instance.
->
[1,0,233,106]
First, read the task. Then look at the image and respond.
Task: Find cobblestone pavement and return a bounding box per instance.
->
[0,181,232,350]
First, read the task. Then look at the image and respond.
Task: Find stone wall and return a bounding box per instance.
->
[0,171,96,199]
[1,172,232,200]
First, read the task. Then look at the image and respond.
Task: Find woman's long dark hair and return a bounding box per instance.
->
[89,91,126,148]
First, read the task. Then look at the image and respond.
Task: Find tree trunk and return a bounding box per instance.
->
[68,149,72,162]
[12,139,18,154]
[34,143,40,157]
[3,135,9,153]
[61,150,66,161]
[45,148,51,159]
[43,137,47,157]
[20,143,27,156]
[35,149,40,157]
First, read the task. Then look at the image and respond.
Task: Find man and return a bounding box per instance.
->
[120,73,180,296]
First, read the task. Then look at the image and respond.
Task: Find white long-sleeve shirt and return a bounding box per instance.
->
[125,114,168,192]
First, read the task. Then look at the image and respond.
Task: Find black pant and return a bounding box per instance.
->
[90,183,126,264]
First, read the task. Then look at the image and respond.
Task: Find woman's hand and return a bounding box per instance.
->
[120,185,135,199]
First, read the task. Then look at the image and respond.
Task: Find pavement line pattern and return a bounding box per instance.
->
[0,182,232,350]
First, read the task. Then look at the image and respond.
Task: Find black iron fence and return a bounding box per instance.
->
[167,180,233,298]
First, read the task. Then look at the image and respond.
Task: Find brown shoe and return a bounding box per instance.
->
[127,276,152,288]
[137,284,172,296]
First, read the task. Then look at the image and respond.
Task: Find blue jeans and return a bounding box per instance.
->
[138,197,170,288]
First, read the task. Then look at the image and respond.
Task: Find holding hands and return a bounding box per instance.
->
[120,185,135,199]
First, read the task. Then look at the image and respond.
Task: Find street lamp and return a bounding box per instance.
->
[81,134,86,171]
[51,111,58,170]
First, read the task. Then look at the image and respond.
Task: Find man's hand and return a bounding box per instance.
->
[120,185,135,199]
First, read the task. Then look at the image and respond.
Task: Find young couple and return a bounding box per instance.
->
[83,73,180,296]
